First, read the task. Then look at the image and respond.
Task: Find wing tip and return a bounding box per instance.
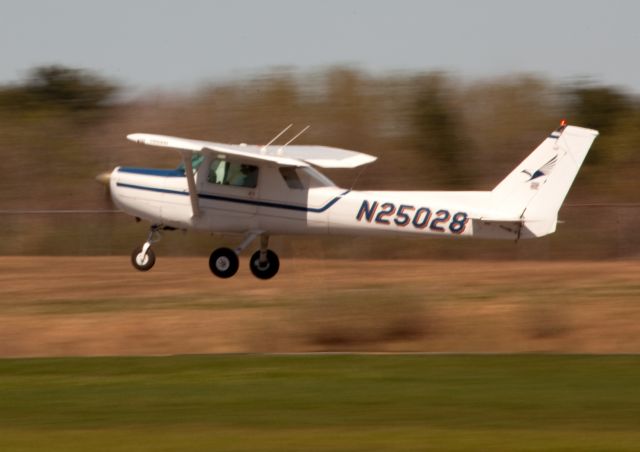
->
[127,133,145,143]
[563,125,600,137]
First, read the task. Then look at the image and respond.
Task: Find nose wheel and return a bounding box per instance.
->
[131,225,162,272]
[131,246,156,271]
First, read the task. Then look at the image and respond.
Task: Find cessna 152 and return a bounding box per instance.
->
[102,122,597,279]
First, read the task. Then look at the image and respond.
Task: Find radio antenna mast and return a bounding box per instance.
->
[277,125,310,156]
[260,124,293,154]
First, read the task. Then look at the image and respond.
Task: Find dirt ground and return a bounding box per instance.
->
[0,257,638,357]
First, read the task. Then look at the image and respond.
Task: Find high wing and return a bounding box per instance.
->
[126,133,377,168]
[126,132,377,219]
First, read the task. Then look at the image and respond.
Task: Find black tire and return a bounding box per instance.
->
[209,247,239,278]
[249,249,279,280]
[131,246,156,271]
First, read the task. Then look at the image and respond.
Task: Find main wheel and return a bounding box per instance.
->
[249,250,279,280]
[209,247,239,278]
[131,246,156,271]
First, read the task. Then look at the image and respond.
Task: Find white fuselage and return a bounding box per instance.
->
[110,159,516,241]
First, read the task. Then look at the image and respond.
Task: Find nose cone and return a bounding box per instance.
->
[95,171,111,186]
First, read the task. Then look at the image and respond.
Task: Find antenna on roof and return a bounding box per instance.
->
[277,125,310,156]
[260,124,293,154]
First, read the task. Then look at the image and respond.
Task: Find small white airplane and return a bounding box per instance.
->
[101,122,598,279]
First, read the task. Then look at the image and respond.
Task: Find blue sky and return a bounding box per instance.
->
[1,0,638,92]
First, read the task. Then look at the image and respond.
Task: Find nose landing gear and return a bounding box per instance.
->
[131,225,162,271]
[131,246,156,271]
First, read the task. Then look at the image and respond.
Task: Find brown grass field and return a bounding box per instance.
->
[0,257,638,357]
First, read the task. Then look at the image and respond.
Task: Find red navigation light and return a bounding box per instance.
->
[560,119,567,127]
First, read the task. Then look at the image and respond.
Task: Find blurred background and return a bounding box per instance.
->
[0,1,638,259]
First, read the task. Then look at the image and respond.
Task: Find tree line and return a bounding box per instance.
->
[0,65,637,257]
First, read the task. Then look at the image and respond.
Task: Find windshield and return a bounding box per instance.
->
[176,154,205,173]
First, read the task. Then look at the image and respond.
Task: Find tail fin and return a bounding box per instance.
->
[491,124,598,237]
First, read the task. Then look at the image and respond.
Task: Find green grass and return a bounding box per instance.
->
[0,355,639,451]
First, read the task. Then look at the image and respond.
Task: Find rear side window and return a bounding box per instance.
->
[208,159,258,188]
[278,166,336,190]
[298,167,335,188]
[279,167,305,189]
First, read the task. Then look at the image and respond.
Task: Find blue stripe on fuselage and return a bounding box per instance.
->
[119,167,185,177]
[115,181,348,213]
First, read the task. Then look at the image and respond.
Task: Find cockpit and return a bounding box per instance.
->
[177,153,335,191]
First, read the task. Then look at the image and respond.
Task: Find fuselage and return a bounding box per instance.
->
[112,125,604,244]
[110,158,515,240]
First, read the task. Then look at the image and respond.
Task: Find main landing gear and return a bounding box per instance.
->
[248,235,279,280]
[208,232,279,280]
[208,247,238,278]
[130,227,280,279]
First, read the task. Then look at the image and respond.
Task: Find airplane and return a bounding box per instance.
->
[99,121,598,279]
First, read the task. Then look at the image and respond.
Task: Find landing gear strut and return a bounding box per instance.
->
[131,225,162,271]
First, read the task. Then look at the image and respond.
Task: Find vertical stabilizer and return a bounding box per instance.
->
[491,124,598,237]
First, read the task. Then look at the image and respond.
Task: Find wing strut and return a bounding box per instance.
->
[181,151,201,218]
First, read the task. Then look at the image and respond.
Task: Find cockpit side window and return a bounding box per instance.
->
[208,159,258,188]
